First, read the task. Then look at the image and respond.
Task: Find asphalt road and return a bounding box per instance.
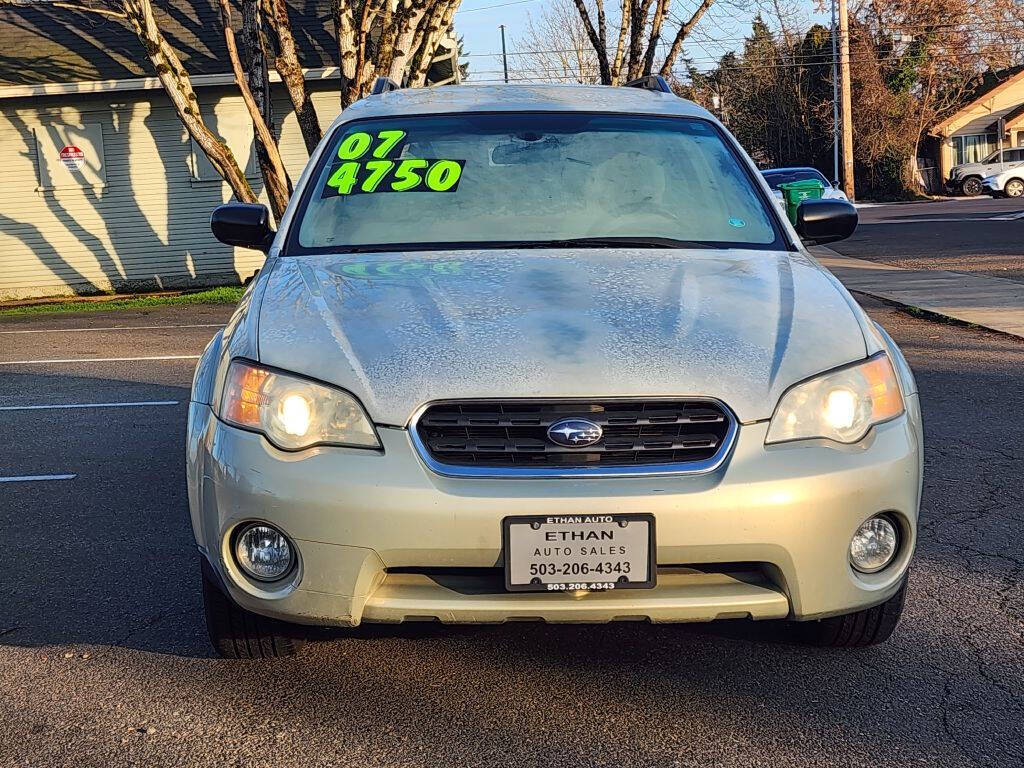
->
[0,299,1022,768]
[833,197,1024,282]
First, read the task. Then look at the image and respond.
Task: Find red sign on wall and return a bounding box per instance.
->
[59,144,85,171]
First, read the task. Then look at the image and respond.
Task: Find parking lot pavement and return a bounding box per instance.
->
[1,301,1022,768]
[835,197,1024,282]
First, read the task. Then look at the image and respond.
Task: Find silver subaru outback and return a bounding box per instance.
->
[189,79,922,659]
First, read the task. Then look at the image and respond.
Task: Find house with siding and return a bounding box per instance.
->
[0,0,459,300]
[930,67,1024,185]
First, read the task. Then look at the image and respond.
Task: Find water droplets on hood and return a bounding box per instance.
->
[257,248,866,424]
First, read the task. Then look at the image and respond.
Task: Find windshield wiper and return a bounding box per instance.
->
[325,237,721,254]
[540,236,718,249]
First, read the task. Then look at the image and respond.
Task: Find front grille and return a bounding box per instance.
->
[412,399,734,475]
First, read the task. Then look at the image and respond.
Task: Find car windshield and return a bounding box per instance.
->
[982,150,1001,163]
[761,168,830,190]
[288,112,785,253]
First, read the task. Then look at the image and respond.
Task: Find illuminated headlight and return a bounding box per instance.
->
[766,354,904,444]
[219,359,380,451]
[234,523,294,581]
[849,516,899,573]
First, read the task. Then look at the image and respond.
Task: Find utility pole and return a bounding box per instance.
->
[499,24,509,84]
[838,0,855,200]
[831,0,840,186]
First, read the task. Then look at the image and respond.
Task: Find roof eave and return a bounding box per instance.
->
[932,69,1024,137]
[0,66,340,99]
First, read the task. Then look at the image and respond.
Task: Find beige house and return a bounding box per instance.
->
[0,0,459,300]
[931,67,1024,181]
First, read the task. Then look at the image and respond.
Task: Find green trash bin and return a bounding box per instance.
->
[778,179,825,225]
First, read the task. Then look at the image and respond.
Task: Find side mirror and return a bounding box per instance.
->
[795,198,858,245]
[211,203,275,253]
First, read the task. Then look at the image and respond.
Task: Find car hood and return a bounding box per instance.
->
[257,248,867,425]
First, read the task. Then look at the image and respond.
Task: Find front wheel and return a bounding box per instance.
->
[960,176,983,196]
[797,575,908,648]
[1005,178,1024,198]
[201,561,301,658]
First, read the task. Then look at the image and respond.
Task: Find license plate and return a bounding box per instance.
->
[502,514,656,592]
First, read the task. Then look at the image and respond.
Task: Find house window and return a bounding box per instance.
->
[33,123,106,190]
[953,133,996,165]
[189,116,261,182]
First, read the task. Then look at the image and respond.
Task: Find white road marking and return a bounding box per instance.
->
[0,355,200,365]
[0,474,76,483]
[988,210,1024,221]
[0,400,178,412]
[0,324,223,335]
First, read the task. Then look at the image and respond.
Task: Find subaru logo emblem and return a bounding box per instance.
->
[547,418,603,448]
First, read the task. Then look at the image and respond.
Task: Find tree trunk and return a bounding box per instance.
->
[626,0,648,80]
[262,0,321,153]
[408,3,459,87]
[641,0,670,76]
[388,6,428,82]
[570,0,612,84]
[610,0,629,84]
[334,0,361,107]
[219,0,292,220]
[241,0,293,220]
[122,0,256,203]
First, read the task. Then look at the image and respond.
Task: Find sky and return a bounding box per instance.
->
[453,0,828,83]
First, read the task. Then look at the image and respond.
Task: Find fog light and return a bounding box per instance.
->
[849,516,898,573]
[234,523,294,581]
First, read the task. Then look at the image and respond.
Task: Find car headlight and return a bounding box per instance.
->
[219,359,380,450]
[766,354,904,444]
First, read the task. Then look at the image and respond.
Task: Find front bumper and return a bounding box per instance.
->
[982,178,1002,194]
[187,395,922,627]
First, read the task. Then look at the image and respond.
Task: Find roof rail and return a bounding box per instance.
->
[371,76,401,95]
[623,75,673,94]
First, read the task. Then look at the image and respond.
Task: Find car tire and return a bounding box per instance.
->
[201,561,301,659]
[797,575,908,648]
[960,176,983,196]
[1005,179,1024,198]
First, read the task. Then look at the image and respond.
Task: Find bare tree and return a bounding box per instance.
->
[335,0,463,108]
[563,0,718,84]
[120,0,258,203]
[516,0,601,83]
[261,0,323,152]
[218,0,292,219]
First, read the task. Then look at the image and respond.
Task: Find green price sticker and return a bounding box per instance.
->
[322,158,465,197]
[321,128,464,197]
[337,129,408,160]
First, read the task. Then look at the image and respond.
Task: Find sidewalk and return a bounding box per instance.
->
[811,246,1024,338]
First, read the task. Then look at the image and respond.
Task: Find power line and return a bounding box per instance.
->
[463,22,1024,60]
[467,44,1024,78]
[456,0,542,14]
